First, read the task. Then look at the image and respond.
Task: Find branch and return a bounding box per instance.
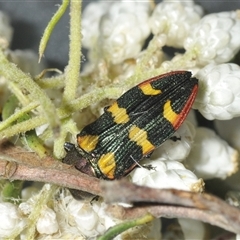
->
[0,140,101,196]
[0,140,240,234]
[101,181,240,234]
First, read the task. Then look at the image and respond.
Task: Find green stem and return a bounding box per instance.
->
[53,117,78,158]
[8,81,30,106]
[18,113,48,158]
[38,0,69,62]
[0,115,46,139]
[0,101,39,131]
[57,86,121,118]
[35,75,65,89]
[0,50,60,135]
[63,0,82,104]
[97,214,155,240]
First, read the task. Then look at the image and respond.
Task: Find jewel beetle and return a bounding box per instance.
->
[63,71,198,182]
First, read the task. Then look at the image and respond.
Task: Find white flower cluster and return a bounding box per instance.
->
[149,0,203,48]
[184,11,240,66]
[193,63,240,120]
[82,1,151,64]
[0,189,161,240]
[130,158,203,192]
[81,1,111,49]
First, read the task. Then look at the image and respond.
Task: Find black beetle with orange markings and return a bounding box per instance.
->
[63,71,198,183]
